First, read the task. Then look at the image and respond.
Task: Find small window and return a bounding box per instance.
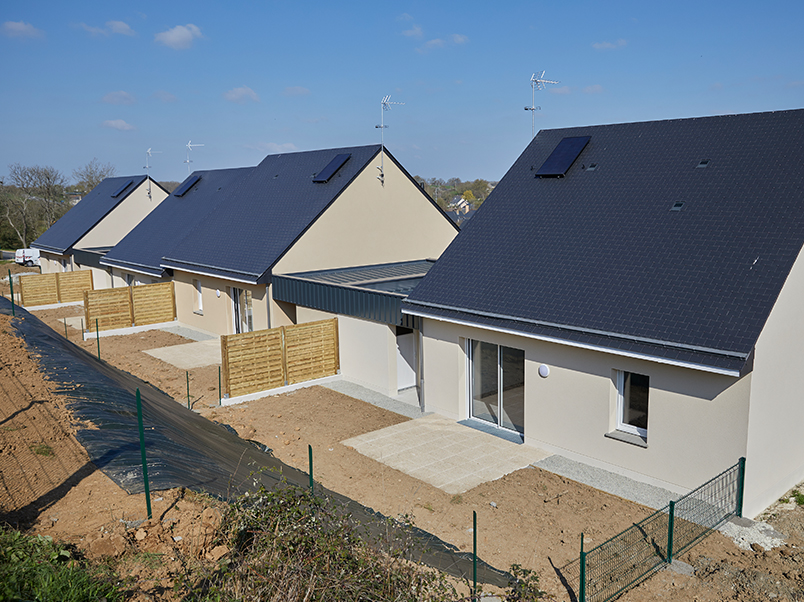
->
[193,279,203,314]
[586,163,598,171]
[671,201,685,211]
[617,371,649,439]
[696,159,710,168]
[125,273,134,287]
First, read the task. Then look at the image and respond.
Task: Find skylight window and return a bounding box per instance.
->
[173,174,201,197]
[535,136,590,178]
[671,201,685,211]
[696,159,710,168]
[111,179,133,198]
[313,153,351,183]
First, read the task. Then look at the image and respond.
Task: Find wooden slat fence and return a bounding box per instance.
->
[221,318,339,398]
[19,270,94,306]
[83,281,176,332]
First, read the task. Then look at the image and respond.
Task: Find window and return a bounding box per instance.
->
[469,340,525,434]
[616,371,649,438]
[232,288,253,334]
[125,273,134,287]
[193,279,203,314]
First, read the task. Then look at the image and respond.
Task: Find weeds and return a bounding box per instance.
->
[0,526,123,601]
[450,495,464,505]
[792,490,804,506]
[30,443,54,456]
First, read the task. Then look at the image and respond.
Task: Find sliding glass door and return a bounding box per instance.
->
[470,340,524,434]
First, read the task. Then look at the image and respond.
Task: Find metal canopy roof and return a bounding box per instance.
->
[273,260,434,329]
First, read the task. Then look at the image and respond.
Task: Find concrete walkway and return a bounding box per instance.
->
[343,414,551,494]
[144,339,221,370]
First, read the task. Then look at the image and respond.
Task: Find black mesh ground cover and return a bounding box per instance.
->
[0,297,511,587]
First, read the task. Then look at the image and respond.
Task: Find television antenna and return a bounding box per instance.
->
[375,95,404,186]
[184,140,204,173]
[144,148,162,201]
[525,71,559,138]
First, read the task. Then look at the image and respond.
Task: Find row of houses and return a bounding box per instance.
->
[33,108,804,518]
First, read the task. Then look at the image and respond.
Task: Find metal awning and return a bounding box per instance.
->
[272,260,434,329]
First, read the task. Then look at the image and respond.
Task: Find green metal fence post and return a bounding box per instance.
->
[308,444,314,491]
[667,500,675,564]
[8,270,15,317]
[736,456,746,518]
[218,366,221,406]
[95,318,100,360]
[186,370,190,409]
[135,388,152,519]
[63,318,68,339]
[473,510,477,602]
[579,533,586,602]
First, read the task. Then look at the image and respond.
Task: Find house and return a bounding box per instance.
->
[401,109,804,518]
[105,144,458,396]
[31,175,169,287]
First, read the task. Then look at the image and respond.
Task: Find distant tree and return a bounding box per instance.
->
[6,163,69,234]
[0,183,40,248]
[72,158,116,196]
[159,181,181,193]
[461,190,476,202]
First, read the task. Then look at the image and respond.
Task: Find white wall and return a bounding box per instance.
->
[297,306,398,396]
[744,248,804,517]
[420,317,751,494]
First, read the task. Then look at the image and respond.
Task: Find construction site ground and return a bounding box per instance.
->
[2,303,804,601]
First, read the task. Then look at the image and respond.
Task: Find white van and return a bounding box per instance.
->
[15,248,41,267]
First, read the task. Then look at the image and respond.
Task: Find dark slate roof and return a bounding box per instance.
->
[160,145,388,283]
[32,175,150,254]
[101,167,254,277]
[403,109,804,374]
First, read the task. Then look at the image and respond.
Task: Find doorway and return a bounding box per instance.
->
[469,340,524,434]
[231,288,253,334]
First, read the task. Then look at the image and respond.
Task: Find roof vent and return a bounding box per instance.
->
[111,179,134,198]
[535,136,591,178]
[313,153,351,183]
[671,201,685,211]
[696,159,710,168]
[173,174,201,197]
[586,163,598,172]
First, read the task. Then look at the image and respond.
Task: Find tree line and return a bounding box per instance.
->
[413,176,497,210]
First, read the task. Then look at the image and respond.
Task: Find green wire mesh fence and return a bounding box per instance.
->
[570,457,745,602]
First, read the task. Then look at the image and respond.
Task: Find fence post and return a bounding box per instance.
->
[308,444,314,492]
[8,270,15,317]
[667,500,675,564]
[186,371,190,409]
[473,510,477,602]
[95,318,100,360]
[736,457,746,518]
[135,388,152,519]
[64,318,68,339]
[579,533,586,602]
[218,366,221,406]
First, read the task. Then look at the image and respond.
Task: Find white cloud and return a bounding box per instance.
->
[593,38,627,50]
[155,24,201,49]
[283,86,310,97]
[107,21,135,36]
[397,13,413,21]
[245,142,298,154]
[2,21,44,38]
[153,89,177,102]
[583,84,604,94]
[224,86,259,103]
[102,90,136,105]
[417,38,445,53]
[550,86,571,95]
[403,24,423,38]
[102,119,135,131]
[78,23,107,36]
[451,33,468,44]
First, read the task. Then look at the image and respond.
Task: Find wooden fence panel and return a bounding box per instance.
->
[84,288,132,332]
[132,282,176,326]
[19,273,58,306]
[222,329,285,397]
[284,319,339,385]
[56,270,93,303]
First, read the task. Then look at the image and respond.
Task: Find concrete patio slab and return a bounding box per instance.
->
[342,414,551,494]
[144,339,221,369]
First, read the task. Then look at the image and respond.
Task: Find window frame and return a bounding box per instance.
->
[193,279,204,315]
[616,370,649,439]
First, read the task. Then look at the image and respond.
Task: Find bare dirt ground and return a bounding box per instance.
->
[3,307,804,600]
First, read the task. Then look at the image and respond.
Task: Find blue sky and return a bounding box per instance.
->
[1,1,802,184]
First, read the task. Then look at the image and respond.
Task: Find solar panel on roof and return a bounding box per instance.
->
[111,179,134,198]
[313,153,351,183]
[535,136,591,177]
[173,174,201,197]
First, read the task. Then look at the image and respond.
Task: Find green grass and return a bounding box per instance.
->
[0,527,123,602]
[30,443,54,457]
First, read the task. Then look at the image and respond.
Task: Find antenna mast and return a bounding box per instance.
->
[525,71,559,138]
[184,140,204,173]
[144,148,162,201]
[375,95,404,186]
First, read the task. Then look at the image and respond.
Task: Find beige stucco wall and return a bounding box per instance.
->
[73,181,167,250]
[296,306,398,396]
[173,271,269,336]
[420,317,751,494]
[270,155,457,327]
[744,248,804,517]
[39,252,69,274]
